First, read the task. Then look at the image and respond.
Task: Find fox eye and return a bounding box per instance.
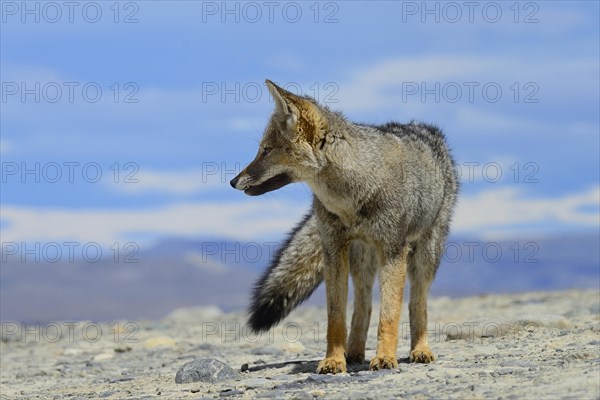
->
[261,147,272,157]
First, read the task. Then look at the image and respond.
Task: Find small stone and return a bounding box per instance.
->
[289,392,314,400]
[143,336,176,349]
[240,378,271,388]
[500,360,536,369]
[62,348,83,356]
[257,390,288,399]
[193,343,216,351]
[306,373,351,384]
[275,380,305,390]
[495,367,515,375]
[270,374,296,382]
[472,345,497,356]
[114,344,132,353]
[405,389,429,397]
[175,358,238,384]
[241,363,249,372]
[280,341,305,353]
[250,346,283,356]
[108,377,134,383]
[93,353,114,361]
[516,314,573,330]
[220,389,244,397]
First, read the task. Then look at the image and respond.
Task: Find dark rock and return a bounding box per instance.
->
[220,389,244,397]
[306,373,352,384]
[175,358,238,384]
[275,380,305,390]
[114,344,132,353]
[241,378,272,389]
[189,343,216,352]
[289,392,314,400]
[108,377,134,383]
[257,390,289,399]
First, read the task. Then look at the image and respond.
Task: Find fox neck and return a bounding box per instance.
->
[306,114,373,226]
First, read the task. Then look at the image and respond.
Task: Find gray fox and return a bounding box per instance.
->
[230,80,459,373]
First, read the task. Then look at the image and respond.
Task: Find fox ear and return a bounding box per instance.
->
[265,79,327,145]
[265,79,291,115]
[265,79,299,130]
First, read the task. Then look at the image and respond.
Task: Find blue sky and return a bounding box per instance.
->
[1,1,599,247]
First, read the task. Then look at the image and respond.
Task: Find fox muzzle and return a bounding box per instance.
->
[230,172,292,196]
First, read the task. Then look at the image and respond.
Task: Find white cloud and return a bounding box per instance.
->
[107,168,236,196]
[2,187,598,246]
[338,56,488,113]
[0,200,308,245]
[454,107,546,133]
[335,55,597,114]
[454,186,600,234]
[0,139,12,154]
[456,156,518,184]
[454,108,600,137]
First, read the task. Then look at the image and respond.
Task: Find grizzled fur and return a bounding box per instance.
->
[247,212,323,331]
[231,80,459,373]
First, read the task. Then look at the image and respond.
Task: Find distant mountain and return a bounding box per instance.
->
[1,232,598,323]
[0,239,260,323]
[432,232,600,296]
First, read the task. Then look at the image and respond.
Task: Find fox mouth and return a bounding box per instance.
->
[244,173,292,196]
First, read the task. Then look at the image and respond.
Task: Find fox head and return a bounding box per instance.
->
[230,80,329,196]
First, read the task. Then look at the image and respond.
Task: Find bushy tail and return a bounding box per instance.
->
[247,211,324,332]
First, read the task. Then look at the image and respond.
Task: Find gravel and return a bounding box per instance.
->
[1,289,599,399]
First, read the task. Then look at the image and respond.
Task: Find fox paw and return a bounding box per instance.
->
[346,352,365,364]
[369,356,398,370]
[410,347,435,363]
[316,357,346,374]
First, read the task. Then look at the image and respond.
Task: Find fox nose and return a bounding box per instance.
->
[230,176,239,188]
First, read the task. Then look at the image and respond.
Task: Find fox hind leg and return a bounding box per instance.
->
[370,244,409,370]
[346,242,377,364]
[408,234,444,363]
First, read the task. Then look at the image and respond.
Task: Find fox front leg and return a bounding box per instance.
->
[316,244,350,374]
[346,243,377,365]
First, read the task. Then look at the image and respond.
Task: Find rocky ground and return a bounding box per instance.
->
[1,290,599,399]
